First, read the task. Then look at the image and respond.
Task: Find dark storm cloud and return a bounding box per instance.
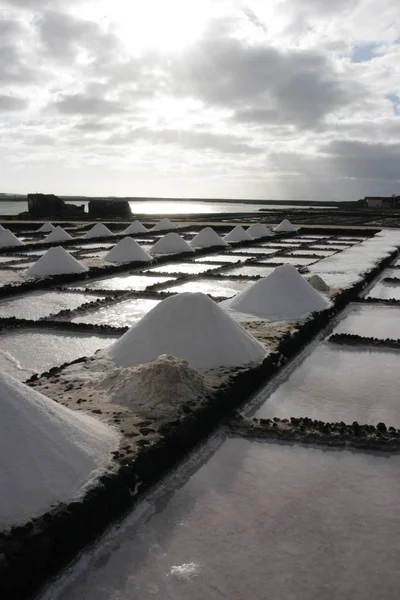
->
[54,93,127,116]
[323,140,400,181]
[0,95,29,111]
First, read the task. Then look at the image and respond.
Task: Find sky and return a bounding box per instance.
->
[0,0,399,201]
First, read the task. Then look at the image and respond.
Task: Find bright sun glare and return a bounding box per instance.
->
[108,0,214,52]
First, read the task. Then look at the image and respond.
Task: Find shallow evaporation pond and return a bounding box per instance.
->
[232,247,278,255]
[260,256,319,266]
[71,298,160,327]
[306,247,338,255]
[0,291,103,320]
[46,437,400,600]
[10,249,50,257]
[0,329,118,380]
[71,274,175,292]
[333,304,400,339]
[163,278,255,298]
[252,343,400,427]
[366,269,400,300]
[221,265,276,278]
[0,256,21,263]
[72,243,114,251]
[143,262,220,275]
[193,255,244,264]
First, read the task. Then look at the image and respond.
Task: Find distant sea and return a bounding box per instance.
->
[0,199,335,216]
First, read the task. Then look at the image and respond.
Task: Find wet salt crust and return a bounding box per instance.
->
[71,298,160,327]
[332,304,400,339]
[0,291,102,320]
[162,278,255,298]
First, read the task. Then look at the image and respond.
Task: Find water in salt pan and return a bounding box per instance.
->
[163,277,256,298]
[144,262,220,275]
[332,304,400,339]
[0,291,102,320]
[221,265,275,278]
[193,255,243,264]
[253,343,400,427]
[71,274,175,292]
[0,329,119,380]
[71,298,160,327]
[261,256,319,266]
[233,247,280,255]
[48,437,400,600]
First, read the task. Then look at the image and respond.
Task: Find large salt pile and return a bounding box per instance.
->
[26,246,88,277]
[150,232,194,255]
[84,223,114,238]
[224,264,329,321]
[37,222,55,233]
[190,227,228,248]
[0,371,119,529]
[274,219,298,233]
[247,223,273,238]
[105,237,152,263]
[44,226,73,243]
[0,229,24,248]
[224,225,253,243]
[107,292,267,369]
[151,218,177,231]
[123,220,148,234]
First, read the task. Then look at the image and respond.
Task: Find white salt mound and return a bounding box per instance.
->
[84,223,114,238]
[151,218,177,231]
[190,227,228,248]
[26,246,88,277]
[274,219,298,233]
[123,220,148,234]
[105,237,152,263]
[107,292,267,369]
[37,222,55,233]
[0,371,119,530]
[225,264,329,321]
[224,225,253,243]
[44,226,73,243]
[150,232,194,255]
[96,354,211,412]
[307,274,330,293]
[247,223,273,238]
[0,224,5,233]
[0,229,24,248]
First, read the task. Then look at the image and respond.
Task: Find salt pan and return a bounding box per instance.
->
[84,223,114,238]
[0,371,119,529]
[26,246,88,277]
[0,229,24,248]
[190,227,228,248]
[150,233,194,255]
[151,218,177,231]
[122,220,148,234]
[224,225,253,243]
[107,292,267,369]
[224,264,329,321]
[44,226,73,243]
[247,224,273,238]
[105,237,152,263]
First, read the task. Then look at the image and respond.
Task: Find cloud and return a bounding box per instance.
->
[0,95,29,111]
[323,139,400,182]
[53,93,127,116]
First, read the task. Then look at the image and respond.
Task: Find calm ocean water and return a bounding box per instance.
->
[0,199,334,217]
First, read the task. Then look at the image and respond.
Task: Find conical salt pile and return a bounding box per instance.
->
[0,229,24,248]
[274,219,298,233]
[26,246,88,277]
[84,223,114,238]
[0,223,6,233]
[224,225,253,243]
[225,265,329,321]
[307,274,330,293]
[190,227,228,248]
[105,237,152,263]
[247,223,273,238]
[0,371,119,529]
[150,232,194,255]
[151,218,177,231]
[123,220,148,234]
[37,222,55,233]
[107,292,267,369]
[44,226,73,243]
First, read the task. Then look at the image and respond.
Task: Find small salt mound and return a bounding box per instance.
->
[26,246,88,277]
[97,355,211,412]
[105,237,152,263]
[307,274,330,293]
[151,218,177,231]
[0,224,5,233]
[0,371,119,529]
[37,222,55,233]
[107,292,267,369]
[224,225,253,243]
[150,232,194,255]
[225,265,329,321]
[247,223,273,238]
[190,227,228,248]
[274,219,298,233]
[84,223,114,238]
[0,229,24,248]
[123,220,148,234]
[44,226,73,243]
